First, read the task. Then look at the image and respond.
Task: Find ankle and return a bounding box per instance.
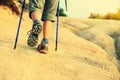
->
[33,20,40,25]
[41,38,49,45]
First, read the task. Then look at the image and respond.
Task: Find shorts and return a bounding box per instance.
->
[29,0,58,22]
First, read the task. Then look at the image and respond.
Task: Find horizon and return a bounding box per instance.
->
[61,0,120,18]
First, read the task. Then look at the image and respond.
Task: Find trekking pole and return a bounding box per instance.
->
[14,0,25,49]
[65,0,67,11]
[55,0,60,51]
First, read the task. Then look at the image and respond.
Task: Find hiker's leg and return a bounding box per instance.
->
[37,0,58,53]
[42,20,52,39]
[27,0,44,47]
[36,20,52,54]
[42,0,58,39]
[31,10,41,21]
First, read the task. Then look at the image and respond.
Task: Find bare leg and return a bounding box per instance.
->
[36,20,52,54]
[36,0,58,54]
[43,20,52,39]
[31,10,41,21]
[27,10,42,47]
[31,11,52,40]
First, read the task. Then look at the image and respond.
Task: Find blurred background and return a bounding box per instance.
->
[1,0,120,20]
[61,0,120,19]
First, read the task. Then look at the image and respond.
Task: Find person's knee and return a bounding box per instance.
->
[29,0,44,18]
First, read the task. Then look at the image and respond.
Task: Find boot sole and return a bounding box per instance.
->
[27,35,38,47]
[27,24,42,47]
[32,24,42,34]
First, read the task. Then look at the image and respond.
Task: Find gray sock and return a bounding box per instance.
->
[42,38,48,45]
[33,20,40,26]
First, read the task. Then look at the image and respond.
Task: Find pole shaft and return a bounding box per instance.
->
[55,0,60,51]
[14,0,25,49]
[65,0,67,11]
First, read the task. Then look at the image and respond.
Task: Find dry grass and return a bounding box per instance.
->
[0,0,20,15]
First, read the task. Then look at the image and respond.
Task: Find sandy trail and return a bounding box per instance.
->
[0,7,120,80]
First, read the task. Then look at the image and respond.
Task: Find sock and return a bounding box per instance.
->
[42,38,49,45]
[33,20,40,26]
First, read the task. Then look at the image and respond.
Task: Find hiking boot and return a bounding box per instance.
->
[37,38,48,54]
[27,32,38,47]
[27,20,42,47]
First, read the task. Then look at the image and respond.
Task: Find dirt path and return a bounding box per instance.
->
[0,7,119,80]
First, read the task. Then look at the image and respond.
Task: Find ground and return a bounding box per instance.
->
[0,6,120,80]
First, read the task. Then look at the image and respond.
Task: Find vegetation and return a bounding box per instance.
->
[0,0,67,17]
[59,8,67,16]
[17,0,29,11]
[0,0,20,15]
[89,8,120,20]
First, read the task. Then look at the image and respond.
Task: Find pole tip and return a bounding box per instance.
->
[55,47,57,51]
[14,45,16,50]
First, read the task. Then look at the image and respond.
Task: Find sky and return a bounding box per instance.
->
[60,0,120,18]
